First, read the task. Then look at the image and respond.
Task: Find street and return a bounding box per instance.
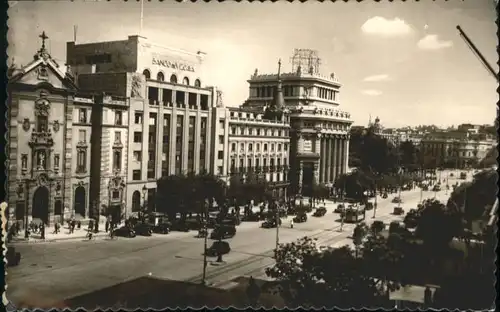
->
[6,182,457,309]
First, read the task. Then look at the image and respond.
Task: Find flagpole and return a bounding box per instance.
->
[140,0,144,35]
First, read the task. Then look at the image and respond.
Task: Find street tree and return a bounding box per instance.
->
[265,236,390,308]
[399,140,419,172]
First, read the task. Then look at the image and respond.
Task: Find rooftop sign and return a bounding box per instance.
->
[152,57,195,72]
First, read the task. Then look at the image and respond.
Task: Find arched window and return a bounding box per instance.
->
[157,72,164,81]
[132,191,141,212]
[248,143,253,152]
[256,143,260,152]
[170,74,178,84]
[143,69,151,79]
[183,77,190,85]
[194,79,201,87]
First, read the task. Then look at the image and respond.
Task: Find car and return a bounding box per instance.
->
[134,223,153,236]
[210,224,237,239]
[242,213,260,222]
[391,197,403,204]
[364,202,374,211]
[221,216,241,226]
[152,222,171,234]
[382,193,388,199]
[334,204,345,213]
[205,241,231,257]
[287,207,297,215]
[113,226,136,238]
[393,206,405,215]
[313,207,327,217]
[432,185,441,192]
[261,218,282,228]
[6,247,21,267]
[170,222,190,232]
[293,213,308,223]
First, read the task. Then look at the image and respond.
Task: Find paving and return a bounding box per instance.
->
[5,177,462,309]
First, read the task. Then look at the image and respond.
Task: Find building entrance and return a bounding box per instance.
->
[32,186,49,224]
[302,162,314,197]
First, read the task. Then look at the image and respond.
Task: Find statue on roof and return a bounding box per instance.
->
[263,59,286,121]
[253,68,258,78]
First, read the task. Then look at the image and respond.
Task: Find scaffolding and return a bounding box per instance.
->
[289,49,321,74]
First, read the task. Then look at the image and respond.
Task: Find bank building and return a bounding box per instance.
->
[242,49,352,196]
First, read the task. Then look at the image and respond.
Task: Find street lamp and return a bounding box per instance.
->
[201,200,209,286]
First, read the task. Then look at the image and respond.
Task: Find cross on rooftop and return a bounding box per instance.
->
[39,31,48,51]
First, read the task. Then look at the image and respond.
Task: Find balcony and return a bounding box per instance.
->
[29,131,54,148]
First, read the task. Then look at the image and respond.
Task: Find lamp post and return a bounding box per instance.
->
[141,185,147,221]
[24,180,30,239]
[201,200,208,285]
[275,199,280,256]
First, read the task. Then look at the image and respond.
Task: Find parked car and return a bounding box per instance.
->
[6,247,21,267]
[170,222,190,232]
[392,197,403,204]
[261,218,282,228]
[152,222,171,234]
[221,215,241,226]
[242,213,260,222]
[334,204,345,213]
[293,213,308,223]
[134,223,153,236]
[313,207,327,217]
[113,226,136,238]
[206,241,231,257]
[210,224,237,239]
[460,172,467,180]
[432,185,441,192]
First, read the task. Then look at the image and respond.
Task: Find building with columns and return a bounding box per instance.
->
[242,52,352,196]
[66,34,216,216]
[6,32,129,226]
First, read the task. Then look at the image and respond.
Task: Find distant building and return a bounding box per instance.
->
[66,34,216,216]
[211,106,291,197]
[6,32,128,225]
[242,51,352,195]
[420,130,495,168]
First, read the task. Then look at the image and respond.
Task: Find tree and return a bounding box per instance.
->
[399,140,418,172]
[265,237,389,308]
[447,169,497,227]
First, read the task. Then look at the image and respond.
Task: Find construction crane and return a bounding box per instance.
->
[456,25,499,83]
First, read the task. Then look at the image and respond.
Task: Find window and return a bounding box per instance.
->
[132,170,141,180]
[257,129,261,136]
[113,150,122,170]
[114,131,121,143]
[278,130,282,136]
[157,72,164,81]
[231,127,236,135]
[54,154,60,169]
[248,143,253,151]
[201,118,207,129]
[133,151,142,161]
[36,115,48,132]
[143,69,151,79]
[195,79,201,87]
[135,112,143,124]
[218,151,224,160]
[149,113,156,126]
[264,144,268,152]
[278,144,282,152]
[240,143,245,152]
[271,144,275,152]
[21,154,27,169]
[217,166,223,175]
[219,135,224,144]
[284,143,288,151]
[219,120,224,129]
[170,74,178,84]
[183,77,190,85]
[256,143,260,152]
[231,143,236,152]
[240,128,244,135]
[115,111,123,125]
[134,132,142,143]
[77,150,86,173]
[78,129,86,143]
[78,108,87,123]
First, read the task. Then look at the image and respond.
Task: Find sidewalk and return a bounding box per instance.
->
[9,227,110,244]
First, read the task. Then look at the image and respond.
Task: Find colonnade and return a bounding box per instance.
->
[318,134,349,184]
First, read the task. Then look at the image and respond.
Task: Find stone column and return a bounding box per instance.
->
[332,136,338,182]
[325,137,331,183]
[344,136,350,174]
[313,162,320,186]
[319,137,325,183]
[339,136,345,176]
[298,161,304,195]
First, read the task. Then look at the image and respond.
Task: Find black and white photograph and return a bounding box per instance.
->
[3,0,498,310]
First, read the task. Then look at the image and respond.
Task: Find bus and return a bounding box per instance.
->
[344,205,366,223]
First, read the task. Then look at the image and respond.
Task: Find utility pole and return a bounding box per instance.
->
[340,180,345,232]
[275,200,280,255]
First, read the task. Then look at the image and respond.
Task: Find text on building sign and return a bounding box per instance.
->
[152,57,195,72]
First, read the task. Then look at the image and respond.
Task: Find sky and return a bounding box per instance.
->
[7,0,499,128]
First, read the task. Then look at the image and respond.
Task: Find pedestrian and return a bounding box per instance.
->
[40,223,45,240]
[70,220,76,234]
[290,219,294,229]
[87,229,93,240]
[53,222,60,234]
[105,219,109,233]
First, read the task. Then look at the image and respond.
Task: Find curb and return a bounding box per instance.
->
[9,233,110,244]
